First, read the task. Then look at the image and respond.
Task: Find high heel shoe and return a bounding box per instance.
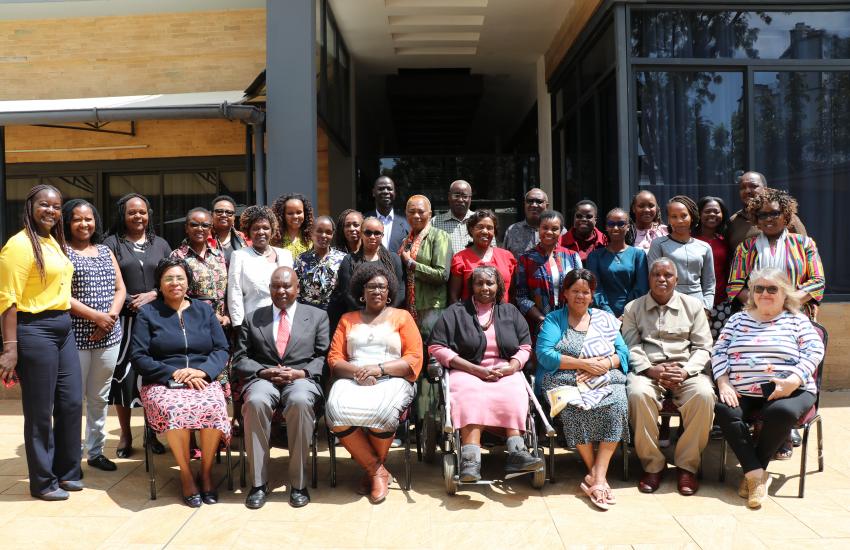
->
[183,493,202,508]
[146,427,166,455]
[201,491,218,505]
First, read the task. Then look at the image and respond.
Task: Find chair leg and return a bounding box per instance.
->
[311,423,318,489]
[403,419,412,491]
[239,428,247,488]
[226,443,233,491]
[799,424,810,498]
[145,421,156,500]
[719,439,727,482]
[548,436,556,484]
[328,430,337,488]
[621,439,629,482]
[816,418,824,472]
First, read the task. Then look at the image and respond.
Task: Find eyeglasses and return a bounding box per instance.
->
[575,213,596,220]
[756,210,782,221]
[364,283,389,292]
[606,221,627,228]
[188,221,212,229]
[213,209,235,216]
[525,198,545,205]
[162,275,187,283]
[363,230,384,237]
[753,285,779,295]
[450,193,471,200]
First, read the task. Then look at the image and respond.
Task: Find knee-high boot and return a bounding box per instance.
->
[366,430,395,504]
[337,429,380,498]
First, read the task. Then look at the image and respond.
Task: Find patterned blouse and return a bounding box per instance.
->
[515,244,583,317]
[278,233,313,259]
[295,247,346,309]
[170,242,228,316]
[67,245,122,350]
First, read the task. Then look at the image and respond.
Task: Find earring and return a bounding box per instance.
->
[386,298,391,305]
[359,296,366,303]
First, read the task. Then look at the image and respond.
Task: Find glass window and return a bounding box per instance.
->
[754,71,850,293]
[636,70,745,205]
[632,10,850,59]
[162,172,218,246]
[107,173,161,237]
[220,171,248,207]
[3,177,40,239]
[581,24,615,90]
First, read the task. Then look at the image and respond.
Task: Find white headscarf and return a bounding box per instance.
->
[755,229,788,271]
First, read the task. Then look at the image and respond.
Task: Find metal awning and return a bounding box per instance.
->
[0,90,263,125]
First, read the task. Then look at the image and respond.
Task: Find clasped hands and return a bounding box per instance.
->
[353,364,384,386]
[260,365,305,386]
[471,361,519,383]
[576,355,612,384]
[90,311,120,342]
[172,367,209,390]
[646,362,688,390]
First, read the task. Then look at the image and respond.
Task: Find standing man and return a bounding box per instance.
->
[726,171,807,253]
[622,258,715,496]
[366,176,410,253]
[432,179,474,256]
[560,199,608,262]
[503,188,563,259]
[234,267,329,509]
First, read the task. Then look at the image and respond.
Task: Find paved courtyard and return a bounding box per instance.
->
[1,393,850,549]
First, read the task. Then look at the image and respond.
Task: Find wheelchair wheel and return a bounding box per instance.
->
[531,461,546,489]
[442,453,458,495]
[422,412,438,463]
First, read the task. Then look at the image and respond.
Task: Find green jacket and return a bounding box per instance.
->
[408,226,451,311]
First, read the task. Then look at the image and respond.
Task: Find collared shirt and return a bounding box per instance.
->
[621,291,713,376]
[560,227,608,261]
[432,209,474,256]
[272,300,298,349]
[503,220,568,260]
[0,231,73,314]
[170,241,228,316]
[375,209,395,249]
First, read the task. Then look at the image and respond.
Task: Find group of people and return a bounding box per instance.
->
[0,170,826,513]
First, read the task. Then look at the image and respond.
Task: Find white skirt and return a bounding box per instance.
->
[326,377,415,432]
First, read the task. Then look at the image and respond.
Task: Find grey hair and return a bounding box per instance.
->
[745,267,804,314]
[649,257,678,277]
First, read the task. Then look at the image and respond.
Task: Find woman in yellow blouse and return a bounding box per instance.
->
[0,185,82,501]
[272,193,314,258]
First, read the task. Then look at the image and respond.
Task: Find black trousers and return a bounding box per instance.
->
[17,310,83,496]
[714,390,815,474]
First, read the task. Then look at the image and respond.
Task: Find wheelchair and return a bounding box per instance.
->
[423,357,556,495]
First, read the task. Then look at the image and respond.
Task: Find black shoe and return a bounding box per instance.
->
[183,493,202,508]
[59,480,84,492]
[791,428,803,448]
[33,488,69,501]
[88,454,118,472]
[245,484,269,509]
[116,446,133,459]
[201,491,218,505]
[146,429,166,455]
[504,449,544,474]
[289,487,310,508]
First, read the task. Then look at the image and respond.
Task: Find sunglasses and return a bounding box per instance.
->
[575,213,596,220]
[363,230,384,237]
[756,210,782,221]
[753,285,779,295]
[213,208,235,216]
[606,221,627,228]
[188,221,212,229]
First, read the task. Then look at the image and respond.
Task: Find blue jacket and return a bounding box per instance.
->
[130,297,229,385]
[534,307,630,396]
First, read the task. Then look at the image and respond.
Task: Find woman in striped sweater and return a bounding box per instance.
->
[711,267,824,510]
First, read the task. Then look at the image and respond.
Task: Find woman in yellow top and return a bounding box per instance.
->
[272,193,314,258]
[0,184,82,501]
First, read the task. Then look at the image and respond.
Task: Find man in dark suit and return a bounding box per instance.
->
[233,266,329,509]
[366,175,410,253]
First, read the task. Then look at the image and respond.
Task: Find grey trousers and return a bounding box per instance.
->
[242,377,322,489]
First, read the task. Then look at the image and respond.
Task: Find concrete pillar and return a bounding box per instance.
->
[266,0,317,207]
[536,56,553,199]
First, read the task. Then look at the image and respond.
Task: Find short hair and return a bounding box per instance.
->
[62,199,104,245]
[562,268,597,292]
[525,188,549,202]
[406,195,431,211]
[185,207,211,221]
[745,187,798,226]
[739,171,767,187]
[465,208,499,238]
[154,257,195,293]
[667,195,700,232]
[745,267,803,314]
[696,196,730,236]
[211,195,237,209]
[349,262,398,306]
[467,265,506,304]
[538,209,564,227]
[334,208,363,251]
[574,199,598,216]
[272,193,315,244]
[313,215,336,231]
[239,205,279,237]
[649,257,678,277]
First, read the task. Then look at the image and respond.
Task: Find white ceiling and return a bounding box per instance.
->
[0,0,264,19]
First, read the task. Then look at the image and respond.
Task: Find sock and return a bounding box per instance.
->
[461,444,481,463]
[506,435,526,454]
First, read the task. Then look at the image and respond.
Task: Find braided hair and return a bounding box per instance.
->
[22,184,67,280]
[273,193,314,245]
[666,195,700,233]
[351,217,397,277]
[108,193,156,242]
[334,208,363,252]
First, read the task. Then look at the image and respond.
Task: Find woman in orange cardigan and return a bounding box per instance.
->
[326,263,423,504]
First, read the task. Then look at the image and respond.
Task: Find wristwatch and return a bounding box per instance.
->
[379,363,386,377]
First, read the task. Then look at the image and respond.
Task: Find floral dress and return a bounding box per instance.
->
[170,242,228,316]
[295,248,347,309]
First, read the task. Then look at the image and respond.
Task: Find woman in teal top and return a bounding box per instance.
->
[586,208,649,318]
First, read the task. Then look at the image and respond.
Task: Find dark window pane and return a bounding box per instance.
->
[580,24,614,90]
[636,71,745,208]
[162,172,218,247]
[632,10,850,60]
[3,177,40,239]
[220,171,248,207]
[754,71,850,293]
[562,114,580,215]
[106,174,161,236]
[579,97,598,203]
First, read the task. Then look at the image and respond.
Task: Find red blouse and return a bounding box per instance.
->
[696,233,729,305]
[450,247,517,303]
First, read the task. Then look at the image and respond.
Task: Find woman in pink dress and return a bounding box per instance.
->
[428,266,542,481]
[448,209,517,303]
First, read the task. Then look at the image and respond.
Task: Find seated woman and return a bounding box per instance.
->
[428,266,543,481]
[326,264,423,504]
[131,258,231,508]
[536,268,630,511]
[712,267,824,510]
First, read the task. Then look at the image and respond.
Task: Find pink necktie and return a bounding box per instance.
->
[276,309,290,357]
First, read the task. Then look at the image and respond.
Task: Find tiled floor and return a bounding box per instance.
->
[1,392,850,549]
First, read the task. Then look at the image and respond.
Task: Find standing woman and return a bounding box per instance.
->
[695,196,731,307]
[103,193,172,458]
[647,195,716,310]
[273,193,313,258]
[63,199,126,472]
[627,190,668,252]
[336,217,406,313]
[335,209,363,254]
[208,195,248,265]
[296,215,347,309]
[227,205,294,328]
[586,208,648,319]
[515,210,582,335]
[449,209,517,304]
[0,185,82,500]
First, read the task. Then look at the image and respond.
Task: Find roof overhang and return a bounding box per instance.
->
[0,90,264,126]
